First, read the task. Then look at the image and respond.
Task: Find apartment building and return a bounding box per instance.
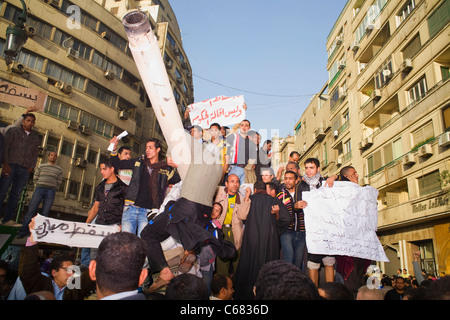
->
[292,0,449,277]
[0,0,193,222]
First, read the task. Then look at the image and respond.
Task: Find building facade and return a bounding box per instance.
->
[292,0,449,277]
[0,0,193,221]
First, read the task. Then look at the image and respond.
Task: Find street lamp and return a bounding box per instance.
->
[3,0,28,66]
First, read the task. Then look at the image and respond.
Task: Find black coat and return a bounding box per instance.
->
[233,192,290,300]
[94,178,128,225]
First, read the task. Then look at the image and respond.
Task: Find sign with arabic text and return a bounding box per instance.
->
[303,182,389,262]
[188,95,246,129]
[31,214,120,248]
[0,81,48,111]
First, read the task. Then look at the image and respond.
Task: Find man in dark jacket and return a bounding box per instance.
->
[86,158,127,226]
[233,180,290,300]
[0,113,39,226]
[20,219,95,300]
[110,138,180,237]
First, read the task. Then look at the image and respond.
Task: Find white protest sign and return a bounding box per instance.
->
[31,214,120,248]
[188,95,246,129]
[303,182,389,262]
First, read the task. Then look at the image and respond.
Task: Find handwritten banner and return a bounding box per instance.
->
[188,95,246,129]
[303,182,389,262]
[31,214,120,248]
[0,81,48,111]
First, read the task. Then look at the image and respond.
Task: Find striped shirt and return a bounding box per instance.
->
[277,189,304,232]
[34,163,64,189]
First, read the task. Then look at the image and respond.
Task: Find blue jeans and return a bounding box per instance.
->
[19,187,55,234]
[280,230,306,270]
[0,164,30,223]
[228,165,246,185]
[121,205,149,237]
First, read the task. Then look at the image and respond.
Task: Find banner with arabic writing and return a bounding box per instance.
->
[31,214,120,248]
[0,81,48,110]
[188,95,246,129]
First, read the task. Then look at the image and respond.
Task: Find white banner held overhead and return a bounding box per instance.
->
[31,214,120,248]
[303,182,389,262]
[188,95,246,129]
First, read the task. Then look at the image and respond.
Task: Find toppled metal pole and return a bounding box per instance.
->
[122,11,190,179]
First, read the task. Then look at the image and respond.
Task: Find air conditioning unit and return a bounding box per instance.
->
[101,31,111,40]
[25,26,36,38]
[119,110,128,120]
[67,120,79,131]
[336,35,343,45]
[57,82,73,94]
[383,69,392,79]
[363,177,370,186]
[336,155,343,165]
[365,136,373,147]
[418,143,433,157]
[371,89,381,100]
[338,60,346,70]
[81,125,92,135]
[402,153,415,165]
[339,87,347,99]
[438,131,450,147]
[351,41,360,52]
[366,23,376,32]
[359,140,366,150]
[75,157,87,168]
[333,130,339,138]
[11,62,25,74]
[66,47,79,59]
[402,59,413,72]
[104,70,116,80]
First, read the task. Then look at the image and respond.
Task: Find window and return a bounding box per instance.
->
[367,150,382,175]
[344,139,352,162]
[418,170,441,196]
[397,0,416,26]
[92,51,123,77]
[408,76,428,105]
[81,184,92,200]
[17,50,45,72]
[86,81,117,108]
[61,1,98,32]
[355,0,389,41]
[45,98,79,122]
[383,138,402,164]
[98,23,127,51]
[68,180,79,197]
[375,58,393,89]
[61,140,74,157]
[443,105,450,130]
[46,137,60,153]
[402,33,421,60]
[413,121,434,147]
[46,62,86,90]
[53,30,92,60]
[75,145,86,159]
[87,149,98,164]
[427,0,450,38]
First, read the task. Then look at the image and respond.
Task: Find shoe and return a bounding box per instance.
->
[146,277,171,293]
[178,252,196,273]
[2,220,22,227]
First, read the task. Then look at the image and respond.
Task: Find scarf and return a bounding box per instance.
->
[302,172,322,189]
[143,158,168,208]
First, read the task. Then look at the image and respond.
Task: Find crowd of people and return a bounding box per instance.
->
[0,109,448,301]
